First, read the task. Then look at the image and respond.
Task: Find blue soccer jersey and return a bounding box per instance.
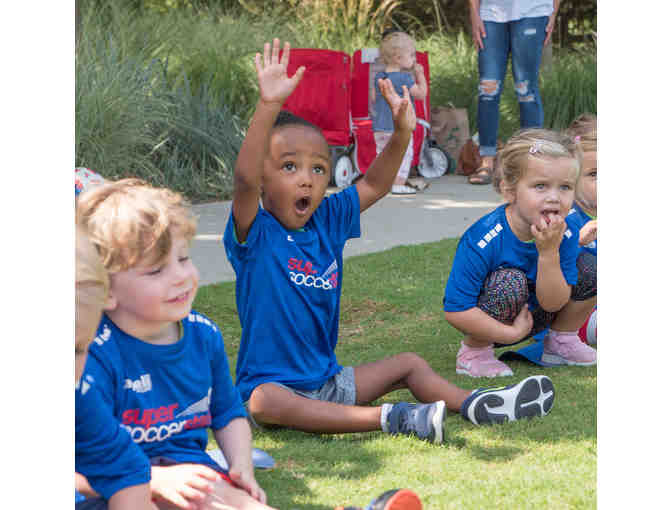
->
[223,186,361,403]
[75,378,151,500]
[81,312,246,472]
[566,203,597,257]
[443,204,580,313]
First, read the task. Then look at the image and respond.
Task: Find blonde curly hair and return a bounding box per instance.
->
[379,31,416,69]
[75,178,197,273]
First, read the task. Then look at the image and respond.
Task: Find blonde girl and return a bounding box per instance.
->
[443,128,597,377]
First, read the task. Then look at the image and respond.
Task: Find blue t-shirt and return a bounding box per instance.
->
[80,312,246,473]
[566,203,597,257]
[443,204,580,313]
[75,377,151,500]
[372,71,415,132]
[223,186,361,403]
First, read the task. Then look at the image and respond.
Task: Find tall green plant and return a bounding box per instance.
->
[76,38,171,180]
[288,0,402,52]
[150,74,244,200]
[540,50,597,130]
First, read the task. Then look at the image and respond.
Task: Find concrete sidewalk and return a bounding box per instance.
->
[191,174,503,286]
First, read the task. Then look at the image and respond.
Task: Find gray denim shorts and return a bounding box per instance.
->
[246,366,356,429]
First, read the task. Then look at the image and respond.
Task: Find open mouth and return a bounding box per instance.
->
[541,209,559,224]
[295,196,311,214]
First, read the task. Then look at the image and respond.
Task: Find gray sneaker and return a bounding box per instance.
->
[386,401,446,443]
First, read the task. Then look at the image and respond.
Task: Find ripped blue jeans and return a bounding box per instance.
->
[477,16,548,157]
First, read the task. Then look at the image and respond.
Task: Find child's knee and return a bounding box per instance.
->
[247,384,286,424]
[477,268,529,322]
[396,352,431,372]
[571,252,597,301]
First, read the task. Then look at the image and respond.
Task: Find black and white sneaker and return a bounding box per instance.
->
[460,375,555,425]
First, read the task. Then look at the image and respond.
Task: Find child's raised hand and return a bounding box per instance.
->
[413,63,424,79]
[255,38,305,106]
[531,213,566,254]
[579,219,597,246]
[377,78,416,134]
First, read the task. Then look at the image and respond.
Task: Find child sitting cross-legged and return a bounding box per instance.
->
[224,38,556,442]
[444,129,597,377]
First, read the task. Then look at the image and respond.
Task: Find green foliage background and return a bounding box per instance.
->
[76,0,596,202]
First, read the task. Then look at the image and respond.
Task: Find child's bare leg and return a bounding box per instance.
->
[203,479,277,510]
[354,353,471,412]
[155,479,277,510]
[248,383,382,433]
[550,295,596,331]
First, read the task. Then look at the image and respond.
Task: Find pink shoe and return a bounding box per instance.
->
[456,342,514,378]
[542,330,597,366]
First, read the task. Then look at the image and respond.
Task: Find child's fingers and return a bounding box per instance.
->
[280,40,291,67]
[179,485,209,505]
[158,492,196,510]
[255,486,267,504]
[271,38,280,64]
[263,42,271,68]
[291,65,306,87]
[192,464,221,482]
[402,84,411,102]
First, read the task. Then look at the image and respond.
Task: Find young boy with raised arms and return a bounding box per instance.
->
[443,129,597,377]
[75,222,157,510]
[224,38,555,442]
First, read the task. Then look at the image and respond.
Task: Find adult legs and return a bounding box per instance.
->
[471,20,510,184]
[510,16,548,130]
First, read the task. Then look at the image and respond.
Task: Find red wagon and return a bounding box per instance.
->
[281,47,449,187]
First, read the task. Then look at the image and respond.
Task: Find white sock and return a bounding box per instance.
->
[380,403,394,433]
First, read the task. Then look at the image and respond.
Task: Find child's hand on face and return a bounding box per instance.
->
[150,464,219,510]
[377,78,416,134]
[255,38,305,106]
[531,213,566,254]
[579,219,597,246]
[228,467,267,504]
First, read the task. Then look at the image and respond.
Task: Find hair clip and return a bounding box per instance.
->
[574,135,581,143]
[529,141,542,154]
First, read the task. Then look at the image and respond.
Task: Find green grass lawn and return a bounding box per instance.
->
[194,239,596,510]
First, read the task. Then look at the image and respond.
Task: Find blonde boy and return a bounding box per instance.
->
[76,180,275,510]
[75,223,156,510]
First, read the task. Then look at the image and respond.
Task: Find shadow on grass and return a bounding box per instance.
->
[251,429,385,510]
